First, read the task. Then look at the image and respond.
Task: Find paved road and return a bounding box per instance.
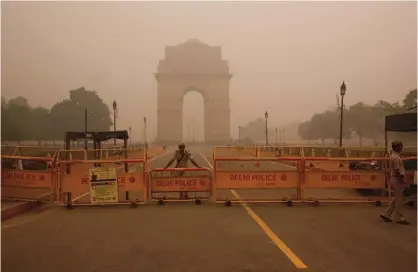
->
[2,146,416,272]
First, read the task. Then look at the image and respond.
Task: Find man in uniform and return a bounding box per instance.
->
[164,143,201,199]
[380,141,410,225]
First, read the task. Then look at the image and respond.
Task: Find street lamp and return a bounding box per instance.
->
[339,81,347,147]
[112,100,118,146]
[275,128,278,145]
[143,117,147,148]
[265,111,269,145]
[128,126,132,147]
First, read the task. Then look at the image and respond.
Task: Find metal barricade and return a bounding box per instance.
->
[57,149,146,208]
[148,168,212,205]
[1,154,57,202]
[302,156,390,206]
[213,156,304,206]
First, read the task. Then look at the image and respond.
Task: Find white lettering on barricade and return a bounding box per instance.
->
[215,171,299,189]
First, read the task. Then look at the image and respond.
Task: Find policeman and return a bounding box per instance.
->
[164,143,201,199]
[380,141,410,225]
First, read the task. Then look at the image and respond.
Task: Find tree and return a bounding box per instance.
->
[1,97,32,142]
[346,102,373,146]
[402,89,417,109]
[50,87,113,140]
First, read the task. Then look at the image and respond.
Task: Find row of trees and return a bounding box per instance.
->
[1,87,113,142]
[298,89,417,145]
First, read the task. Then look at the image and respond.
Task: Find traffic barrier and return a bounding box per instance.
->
[1,154,58,202]
[57,149,147,208]
[213,146,258,158]
[148,168,212,205]
[302,157,390,205]
[213,156,303,206]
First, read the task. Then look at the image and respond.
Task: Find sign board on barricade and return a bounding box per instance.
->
[304,171,386,189]
[89,167,118,204]
[1,153,56,202]
[151,177,211,192]
[149,168,212,202]
[2,170,51,188]
[215,171,299,189]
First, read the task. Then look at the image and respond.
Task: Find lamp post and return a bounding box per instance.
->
[275,128,278,145]
[84,108,88,150]
[339,81,347,147]
[143,117,147,148]
[128,126,132,147]
[238,126,242,145]
[265,111,269,145]
[112,100,118,146]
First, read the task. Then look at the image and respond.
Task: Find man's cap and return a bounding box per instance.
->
[391,141,403,148]
[179,143,186,148]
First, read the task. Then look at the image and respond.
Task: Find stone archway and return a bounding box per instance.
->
[154,39,232,145]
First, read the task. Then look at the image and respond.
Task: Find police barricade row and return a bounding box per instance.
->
[148,168,212,205]
[56,149,147,208]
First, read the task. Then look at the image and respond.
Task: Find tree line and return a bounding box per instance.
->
[1,87,113,143]
[297,89,417,145]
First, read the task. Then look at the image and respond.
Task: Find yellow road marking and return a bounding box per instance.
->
[230,189,308,269]
[197,148,308,269]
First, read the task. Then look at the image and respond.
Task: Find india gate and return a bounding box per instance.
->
[154,39,232,144]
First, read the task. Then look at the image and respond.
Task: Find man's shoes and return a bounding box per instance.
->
[380,214,392,222]
[396,219,410,225]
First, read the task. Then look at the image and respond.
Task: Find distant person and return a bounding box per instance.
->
[164,143,201,199]
[380,141,410,225]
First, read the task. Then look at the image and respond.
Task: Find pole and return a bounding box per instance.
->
[275,128,278,145]
[339,95,344,147]
[144,117,147,147]
[84,108,88,150]
[265,118,268,145]
[113,108,117,146]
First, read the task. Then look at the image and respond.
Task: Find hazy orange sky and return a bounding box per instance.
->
[1,1,416,141]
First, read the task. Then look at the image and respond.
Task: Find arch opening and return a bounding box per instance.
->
[182,90,205,144]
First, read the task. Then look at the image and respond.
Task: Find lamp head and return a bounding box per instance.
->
[340,81,347,96]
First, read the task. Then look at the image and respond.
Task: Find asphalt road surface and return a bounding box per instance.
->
[2,146,416,272]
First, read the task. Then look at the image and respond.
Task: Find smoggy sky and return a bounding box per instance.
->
[1,1,417,141]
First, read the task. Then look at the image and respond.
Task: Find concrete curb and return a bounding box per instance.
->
[1,201,42,221]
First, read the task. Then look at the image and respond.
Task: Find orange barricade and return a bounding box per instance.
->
[148,168,212,205]
[213,156,303,206]
[1,154,58,202]
[302,157,391,206]
[57,149,147,208]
